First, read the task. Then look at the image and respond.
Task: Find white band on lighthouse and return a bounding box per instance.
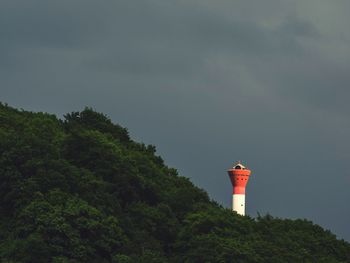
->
[232,194,245,216]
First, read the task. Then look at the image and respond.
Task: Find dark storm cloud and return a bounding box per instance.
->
[0,0,110,49]
[84,5,318,77]
[1,0,350,240]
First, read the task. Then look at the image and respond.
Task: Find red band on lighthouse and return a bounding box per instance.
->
[233,186,246,195]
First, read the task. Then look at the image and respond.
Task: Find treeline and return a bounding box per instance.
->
[0,103,349,262]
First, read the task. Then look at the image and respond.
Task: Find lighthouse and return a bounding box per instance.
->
[227,162,252,216]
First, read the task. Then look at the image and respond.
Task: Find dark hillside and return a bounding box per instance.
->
[0,103,349,262]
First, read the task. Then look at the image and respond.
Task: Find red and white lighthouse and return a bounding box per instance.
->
[227,162,252,216]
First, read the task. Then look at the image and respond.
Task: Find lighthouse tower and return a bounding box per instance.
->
[227,162,252,216]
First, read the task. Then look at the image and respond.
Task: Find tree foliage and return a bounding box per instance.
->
[0,103,349,262]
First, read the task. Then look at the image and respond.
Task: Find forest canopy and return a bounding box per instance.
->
[0,103,349,262]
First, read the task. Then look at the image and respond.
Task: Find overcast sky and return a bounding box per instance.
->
[1,0,350,240]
